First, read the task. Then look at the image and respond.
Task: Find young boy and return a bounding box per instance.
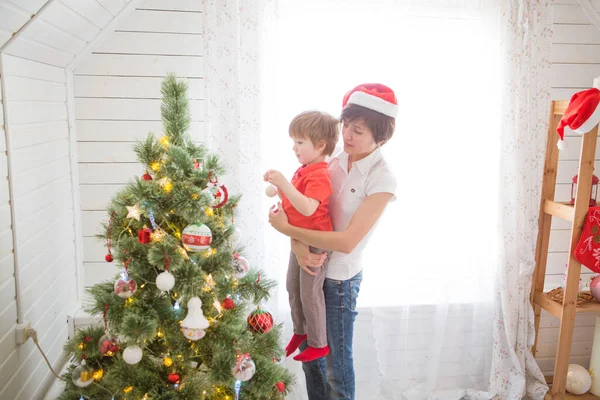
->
[264,110,340,362]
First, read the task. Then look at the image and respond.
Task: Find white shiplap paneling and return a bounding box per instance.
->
[73,1,205,289]
[539,0,600,375]
[0,54,77,400]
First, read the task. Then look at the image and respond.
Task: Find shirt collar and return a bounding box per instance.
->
[296,161,329,177]
[333,147,383,175]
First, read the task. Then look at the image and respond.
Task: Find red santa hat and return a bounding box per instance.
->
[557,88,600,150]
[342,83,398,118]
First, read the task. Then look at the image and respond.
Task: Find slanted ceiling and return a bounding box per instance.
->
[0,0,139,68]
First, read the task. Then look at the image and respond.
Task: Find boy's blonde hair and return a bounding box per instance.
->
[289,110,340,156]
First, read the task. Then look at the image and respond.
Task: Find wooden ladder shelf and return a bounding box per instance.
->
[531,100,600,399]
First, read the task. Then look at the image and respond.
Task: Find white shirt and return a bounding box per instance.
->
[326,147,397,280]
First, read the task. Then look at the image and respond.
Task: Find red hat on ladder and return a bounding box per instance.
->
[557,88,600,150]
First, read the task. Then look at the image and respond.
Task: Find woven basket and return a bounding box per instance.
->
[547,287,594,307]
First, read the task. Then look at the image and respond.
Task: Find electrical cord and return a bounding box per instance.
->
[28,328,64,380]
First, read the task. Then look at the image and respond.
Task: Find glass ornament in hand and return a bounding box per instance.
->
[180,297,210,341]
[114,270,137,299]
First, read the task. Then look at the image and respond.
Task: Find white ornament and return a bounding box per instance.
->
[233,354,256,382]
[182,223,212,252]
[566,364,592,394]
[71,359,94,388]
[180,297,210,341]
[123,345,143,365]
[265,185,278,197]
[156,271,175,291]
[232,253,250,279]
[126,204,142,221]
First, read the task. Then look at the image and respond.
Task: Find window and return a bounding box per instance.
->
[265,0,501,307]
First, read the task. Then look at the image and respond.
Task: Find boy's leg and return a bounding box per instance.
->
[286,250,307,356]
[294,247,329,362]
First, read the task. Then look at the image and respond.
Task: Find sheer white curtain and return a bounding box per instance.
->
[202,0,282,312]
[204,0,553,398]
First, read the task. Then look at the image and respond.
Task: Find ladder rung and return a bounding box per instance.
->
[553,100,569,115]
[543,200,574,222]
[534,291,600,317]
[533,292,563,318]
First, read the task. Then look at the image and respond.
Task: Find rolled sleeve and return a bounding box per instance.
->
[366,166,397,202]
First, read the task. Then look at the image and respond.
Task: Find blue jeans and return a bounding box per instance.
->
[300,271,363,400]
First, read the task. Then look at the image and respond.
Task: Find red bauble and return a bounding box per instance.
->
[99,336,120,356]
[247,307,273,334]
[276,381,286,393]
[138,228,152,244]
[168,373,180,384]
[105,253,113,262]
[221,297,234,310]
[142,172,153,181]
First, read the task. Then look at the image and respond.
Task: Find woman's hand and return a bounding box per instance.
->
[291,239,327,276]
[268,202,290,234]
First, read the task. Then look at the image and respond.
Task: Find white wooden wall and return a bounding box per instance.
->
[74,0,205,290]
[0,54,78,400]
[0,1,140,398]
[535,0,600,375]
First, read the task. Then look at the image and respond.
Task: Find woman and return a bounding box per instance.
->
[268,83,398,400]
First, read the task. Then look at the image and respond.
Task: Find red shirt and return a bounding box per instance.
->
[281,162,333,231]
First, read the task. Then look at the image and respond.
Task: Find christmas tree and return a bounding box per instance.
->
[59,75,293,400]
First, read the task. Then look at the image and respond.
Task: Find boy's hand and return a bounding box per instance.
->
[264,170,288,188]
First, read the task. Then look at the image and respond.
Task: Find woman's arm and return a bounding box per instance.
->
[269,192,394,254]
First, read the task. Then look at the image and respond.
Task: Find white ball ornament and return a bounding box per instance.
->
[156,271,175,291]
[123,345,143,365]
[181,223,212,252]
[566,363,592,395]
[265,185,278,197]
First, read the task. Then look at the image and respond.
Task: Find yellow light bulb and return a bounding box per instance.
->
[126,298,134,305]
[205,208,214,217]
[163,357,173,367]
[124,386,133,393]
[93,369,104,381]
[160,136,170,147]
[77,343,84,350]
[192,193,199,200]
[174,231,181,239]
[150,162,160,171]
[163,182,173,193]
[157,330,164,338]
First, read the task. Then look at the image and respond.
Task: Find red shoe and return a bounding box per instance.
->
[285,334,307,357]
[293,345,330,362]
